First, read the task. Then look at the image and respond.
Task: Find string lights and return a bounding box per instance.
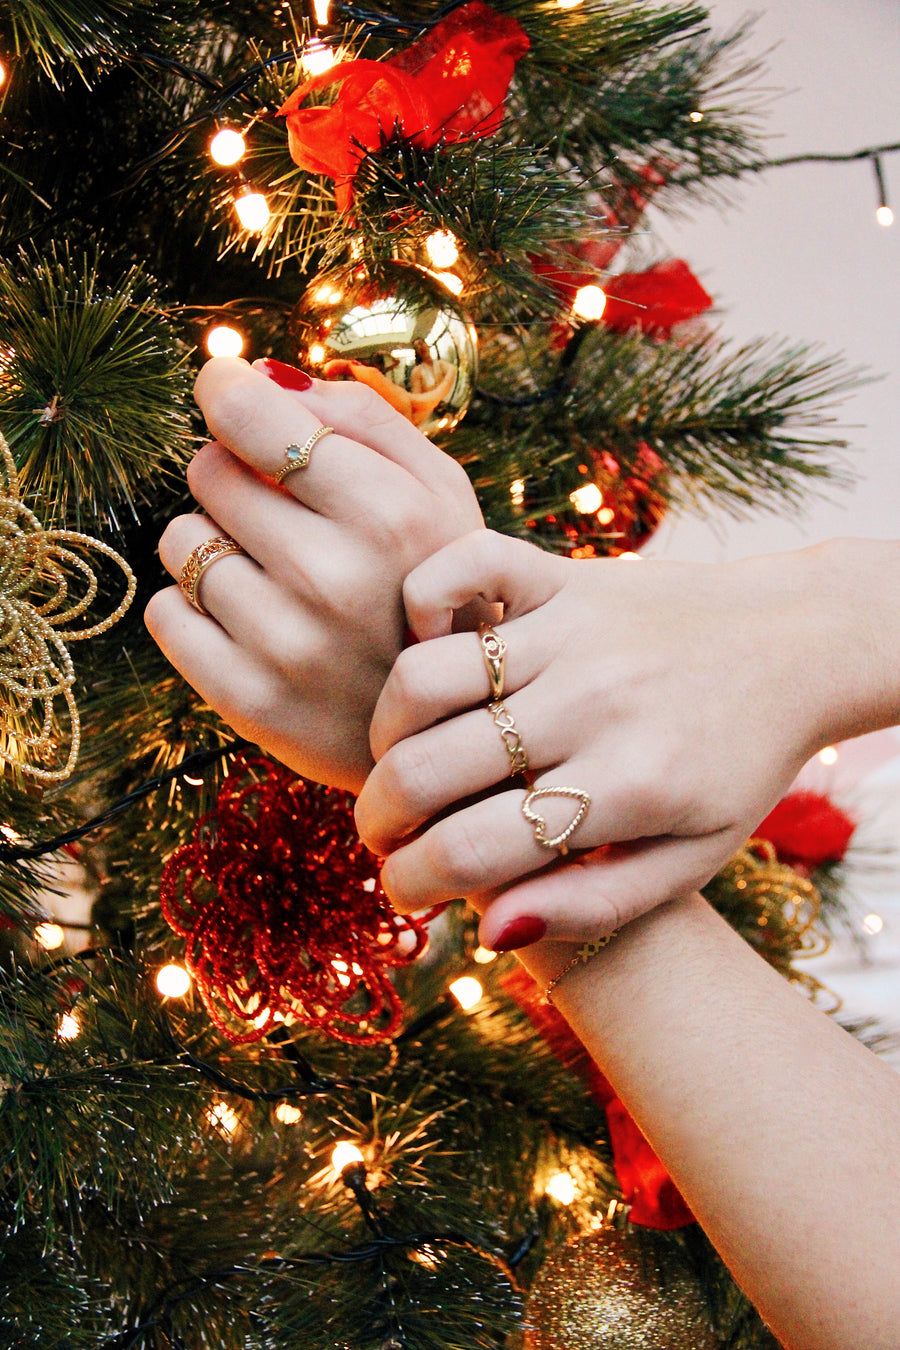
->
[873,155,894,227]
[205,324,245,358]
[155,963,192,998]
[449,976,483,1010]
[209,126,247,166]
[34,921,65,950]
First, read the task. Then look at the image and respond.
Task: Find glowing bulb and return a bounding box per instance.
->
[57,1012,80,1040]
[331,959,352,988]
[34,922,65,950]
[597,506,616,526]
[863,913,884,935]
[156,963,191,998]
[571,284,607,321]
[0,60,6,87]
[689,110,704,123]
[510,478,525,506]
[472,946,498,964]
[275,1102,303,1125]
[617,551,642,560]
[209,128,247,166]
[876,205,894,227]
[331,1141,365,1175]
[569,483,603,514]
[207,1100,239,1135]
[313,0,331,22]
[545,1171,577,1204]
[449,976,483,1010]
[818,745,839,765]
[308,343,327,366]
[302,38,336,75]
[425,230,460,269]
[206,325,244,358]
[556,0,583,7]
[234,188,270,232]
[182,772,205,786]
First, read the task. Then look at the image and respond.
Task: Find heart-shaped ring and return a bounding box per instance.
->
[522,786,591,855]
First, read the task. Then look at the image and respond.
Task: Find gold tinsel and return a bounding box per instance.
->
[522,1227,720,1349]
[0,431,135,781]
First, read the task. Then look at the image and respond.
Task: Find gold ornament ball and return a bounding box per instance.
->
[523,1228,719,1350]
[291,262,477,439]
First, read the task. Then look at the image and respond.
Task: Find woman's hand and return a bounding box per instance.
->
[144,357,485,793]
[355,528,896,947]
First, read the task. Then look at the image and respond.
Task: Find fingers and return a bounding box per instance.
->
[254,358,478,506]
[402,530,566,641]
[193,358,425,523]
[474,831,738,949]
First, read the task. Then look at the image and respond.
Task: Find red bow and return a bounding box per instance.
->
[280,2,529,210]
[753,790,856,873]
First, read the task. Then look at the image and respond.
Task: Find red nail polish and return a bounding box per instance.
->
[490,915,547,952]
[260,358,313,391]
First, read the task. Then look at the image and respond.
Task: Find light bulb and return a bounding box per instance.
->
[156,963,191,998]
[425,230,460,269]
[569,483,603,514]
[876,205,894,227]
[572,284,607,320]
[34,922,65,950]
[545,1171,577,1204]
[308,343,327,365]
[509,478,526,506]
[556,0,583,7]
[472,946,498,964]
[331,1141,365,1175]
[302,38,336,76]
[313,0,331,21]
[0,60,7,87]
[206,325,244,358]
[57,1012,80,1040]
[234,188,270,232]
[597,506,616,525]
[863,913,884,935]
[617,551,642,560]
[207,1100,239,1135]
[449,976,483,1010]
[689,110,704,123]
[818,745,839,765]
[275,1102,303,1125]
[209,128,246,166]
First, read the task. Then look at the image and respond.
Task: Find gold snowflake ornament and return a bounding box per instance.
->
[0,431,135,782]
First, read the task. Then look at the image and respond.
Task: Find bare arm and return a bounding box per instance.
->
[513,897,900,1350]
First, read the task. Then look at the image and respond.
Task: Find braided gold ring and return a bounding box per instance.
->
[179,536,246,616]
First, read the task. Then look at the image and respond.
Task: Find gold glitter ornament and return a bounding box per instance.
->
[523,1227,719,1350]
[0,431,135,781]
[292,262,477,439]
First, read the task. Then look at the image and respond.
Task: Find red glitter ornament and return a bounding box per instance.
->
[159,754,432,1045]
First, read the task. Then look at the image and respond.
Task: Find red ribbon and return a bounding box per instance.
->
[280,2,529,210]
[600,258,713,334]
[753,790,856,873]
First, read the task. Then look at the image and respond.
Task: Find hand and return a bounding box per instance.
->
[355,529,878,947]
[144,358,485,793]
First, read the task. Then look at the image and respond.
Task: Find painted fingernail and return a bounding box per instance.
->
[489,915,547,952]
[260,358,313,391]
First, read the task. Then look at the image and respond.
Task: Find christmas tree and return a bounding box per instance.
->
[0,2,882,1345]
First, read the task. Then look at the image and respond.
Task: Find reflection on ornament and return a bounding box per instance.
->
[292,263,477,438]
[0,432,135,782]
[523,1227,719,1349]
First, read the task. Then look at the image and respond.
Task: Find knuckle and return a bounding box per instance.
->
[422,811,496,898]
[382,734,446,821]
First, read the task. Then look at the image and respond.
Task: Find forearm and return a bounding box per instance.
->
[515,895,900,1350]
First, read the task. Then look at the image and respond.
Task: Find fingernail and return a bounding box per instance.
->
[260,358,313,391]
[490,915,547,952]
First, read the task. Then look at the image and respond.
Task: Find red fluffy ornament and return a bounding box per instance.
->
[753,790,856,874]
[280,2,529,210]
[159,754,433,1045]
[502,965,694,1230]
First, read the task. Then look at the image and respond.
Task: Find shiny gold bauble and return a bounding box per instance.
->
[523,1228,719,1350]
[291,262,477,438]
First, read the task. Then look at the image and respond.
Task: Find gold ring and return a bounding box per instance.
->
[522,785,591,857]
[479,624,507,700]
[179,536,246,615]
[273,425,335,484]
[487,699,531,779]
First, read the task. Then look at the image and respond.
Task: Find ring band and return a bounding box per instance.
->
[487,699,531,778]
[479,624,507,701]
[273,426,335,484]
[522,785,591,857]
[179,536,246,615]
